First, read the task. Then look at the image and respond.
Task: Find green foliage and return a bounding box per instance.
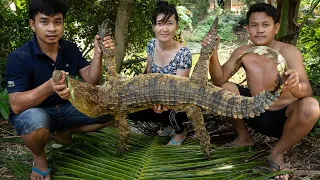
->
[0,0,33,88]
[179,0,209,27]
[120,0,180,55]
[0,60,6,89]
[176,5,193,31]
[234,7,248,29]
[120,55,146,76]
[126,0,156,56]
[297,17,320,87]
[186,9,239,43]
[0,88,9,120]
[62,0,119,57]
[310,96,320,137]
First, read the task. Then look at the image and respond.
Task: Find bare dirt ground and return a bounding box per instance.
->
[0,119,22,179]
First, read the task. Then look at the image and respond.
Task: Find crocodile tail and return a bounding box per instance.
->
[98,22,118,78]
[208,46,287,119]
[231,46,287,91]
[240,89,281,119]
[190,17,219,85]
[212,89,279,119]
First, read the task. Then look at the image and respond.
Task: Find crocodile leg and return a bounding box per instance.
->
[186,105,211,160]
[190,17,218,85]
[116,113,130,155]
[98,22,117,78]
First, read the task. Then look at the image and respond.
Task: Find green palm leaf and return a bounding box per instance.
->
[3,127,292,179]
[0,101,9,120]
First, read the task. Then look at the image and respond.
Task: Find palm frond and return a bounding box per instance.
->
[3,127,293,179]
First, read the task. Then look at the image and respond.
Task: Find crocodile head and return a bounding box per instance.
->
[52,70,65,85]
[52,70,114,117]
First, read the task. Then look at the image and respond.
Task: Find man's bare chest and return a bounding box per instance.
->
[241,54,279,94]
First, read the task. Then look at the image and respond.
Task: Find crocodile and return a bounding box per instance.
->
[52,17,287,159]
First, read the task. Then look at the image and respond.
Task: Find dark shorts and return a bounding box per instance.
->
[237,84,287,138]
[9,102,114,135]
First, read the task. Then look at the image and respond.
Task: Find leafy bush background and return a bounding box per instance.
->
[185,9,239,43]
[297,17,320,90]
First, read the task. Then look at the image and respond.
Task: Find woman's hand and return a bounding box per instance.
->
[153,104,169,114]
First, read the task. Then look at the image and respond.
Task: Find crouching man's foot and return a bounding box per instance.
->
[268,152,289,180]
[167,131,186,146]
[53,131,72,145]
[31,154,51,180]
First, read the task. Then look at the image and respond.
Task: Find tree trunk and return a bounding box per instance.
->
[276,0,301,45]
[287,0,300,44]
[224,0,232,10]
[114,0,134,73]
[276,0,289,40]
[209,0,218,9]
[276,0,283,21]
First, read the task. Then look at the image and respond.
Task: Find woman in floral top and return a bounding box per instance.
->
[128,1,192,145]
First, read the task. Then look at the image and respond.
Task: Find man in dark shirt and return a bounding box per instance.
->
[6,0,115,179]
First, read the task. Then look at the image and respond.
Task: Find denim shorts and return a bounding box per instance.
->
[9,102,114,135]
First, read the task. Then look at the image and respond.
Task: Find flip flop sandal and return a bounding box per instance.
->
[267,156,289,180]
[167,136,184,146]
[32,161,51,178]
[32,167,51,177]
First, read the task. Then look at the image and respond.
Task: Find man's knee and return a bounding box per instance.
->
[102,120,116,127]
[21,128,50,141]
[296,97,320,124]
[10,108,51,135]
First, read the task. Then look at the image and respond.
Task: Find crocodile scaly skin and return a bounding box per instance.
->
[52,18,287,159]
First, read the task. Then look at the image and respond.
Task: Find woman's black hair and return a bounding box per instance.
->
[152,1,179,25]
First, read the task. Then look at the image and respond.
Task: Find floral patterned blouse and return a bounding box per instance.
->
[146,38,192,75]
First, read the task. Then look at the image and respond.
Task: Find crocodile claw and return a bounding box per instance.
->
[98,21,112,38]
[117,145,128,155]
[205,150,211,160]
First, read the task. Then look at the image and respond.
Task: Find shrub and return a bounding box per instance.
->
[176,5,193,31]
[297,18,320,89]
[0,0,33,90]
[185,9,239,43]
[120,55,146,76]
[310,96,320,137]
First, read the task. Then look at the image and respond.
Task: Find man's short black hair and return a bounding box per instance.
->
[246,3,279,25]
[152,0,179,25]
[29,0,69,20]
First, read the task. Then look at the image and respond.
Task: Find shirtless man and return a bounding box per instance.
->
[202,3,319,179]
